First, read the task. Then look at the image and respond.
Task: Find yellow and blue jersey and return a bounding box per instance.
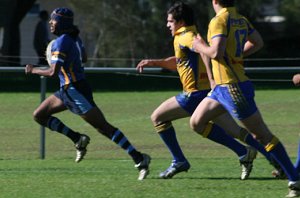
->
[174,25,210,92]
[51,34,85,87]
[207,7,255,84]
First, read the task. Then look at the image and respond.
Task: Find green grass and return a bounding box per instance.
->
[0,89,299,198]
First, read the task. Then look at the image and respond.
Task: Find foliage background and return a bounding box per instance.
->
[63,0,299,67]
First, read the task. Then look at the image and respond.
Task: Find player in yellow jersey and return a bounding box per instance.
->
[191,0,300,197]
[136,1,275,180]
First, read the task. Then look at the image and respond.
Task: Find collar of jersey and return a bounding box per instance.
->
[175,25,197,35]
[216,7,236,17]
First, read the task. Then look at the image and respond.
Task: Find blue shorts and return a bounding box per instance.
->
[207,81,257,120]
[176,90,210,115]
[54,80,96,115]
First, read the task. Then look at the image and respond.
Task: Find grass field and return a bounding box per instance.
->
[0,89,299,198]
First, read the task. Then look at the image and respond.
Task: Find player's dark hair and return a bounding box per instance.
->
[218,0,235,7]
[69,25,80,40]
[39,10,49,20]
[167,1,194,26]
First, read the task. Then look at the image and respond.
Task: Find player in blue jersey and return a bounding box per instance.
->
[191,0,300,196]
[25,7,150,180]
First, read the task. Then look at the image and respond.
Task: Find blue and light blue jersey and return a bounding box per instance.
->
[50,34,85,87]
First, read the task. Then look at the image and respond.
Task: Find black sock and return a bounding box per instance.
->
[111,129,142,164]
[47,116,81,143]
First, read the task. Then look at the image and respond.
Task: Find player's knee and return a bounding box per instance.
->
[189,118,205,134]
[150,111,161,126]
[32,109,50,126]
[189,119,197,131]
[32,109,42,123]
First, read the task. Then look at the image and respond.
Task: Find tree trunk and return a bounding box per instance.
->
[0,0,36,66]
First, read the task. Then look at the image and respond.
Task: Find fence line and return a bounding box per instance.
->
[0,66,300,73]
[2,54,300,61]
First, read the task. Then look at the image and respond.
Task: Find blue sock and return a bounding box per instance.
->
[206,124,247,157]
[268,141,299,181]
[294,140,300,172]
[158,126,187,162]
[244,134,272,161]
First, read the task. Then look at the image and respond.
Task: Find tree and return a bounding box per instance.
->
[0,0,36,66]
[66,0,276,67]
[279,0,300,36]
[68,0,168,67]
[66,0,210,67]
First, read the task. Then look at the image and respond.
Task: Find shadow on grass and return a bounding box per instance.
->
[147,176,278,181]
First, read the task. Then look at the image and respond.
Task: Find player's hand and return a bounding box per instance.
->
[292,74,300,86]
[25,64,34,75]
[192,34,204,53]
[136,59,152,73]
[210,79,216,89]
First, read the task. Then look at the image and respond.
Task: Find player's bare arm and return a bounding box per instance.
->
[243,30,264,57]
[25,63,60,77]
[136,56,177,73]
[192,34,226,59]
[200,52,215,89]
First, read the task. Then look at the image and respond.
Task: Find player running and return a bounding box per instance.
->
[191,0,300,196]
[136,1,276,180]
[25,7,150,180]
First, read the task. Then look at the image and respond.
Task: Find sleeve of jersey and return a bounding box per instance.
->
[50,39,67,65]
[76,38,86,57]
[245,18,255,35]
[77,37,85,49]
[209,17,228,40]
[178,32,194,50]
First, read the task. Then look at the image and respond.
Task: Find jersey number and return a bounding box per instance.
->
[234,29,247,57]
